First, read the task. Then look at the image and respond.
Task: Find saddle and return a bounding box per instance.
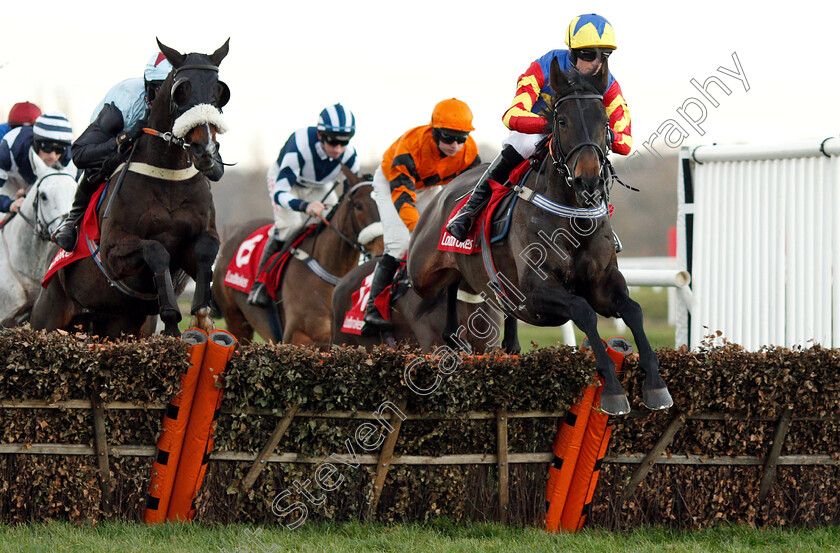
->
[438,158,535,255]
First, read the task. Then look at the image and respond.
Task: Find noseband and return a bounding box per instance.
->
[550,93,609,189]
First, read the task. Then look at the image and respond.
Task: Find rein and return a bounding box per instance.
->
[549,92,608,189]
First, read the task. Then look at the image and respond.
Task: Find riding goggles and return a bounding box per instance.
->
[574,48,611,62]
[321,133,351,147]
[35,141,68,155]
[435,129,469,145]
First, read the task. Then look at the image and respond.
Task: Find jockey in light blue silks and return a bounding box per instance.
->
[246,104,362,306]
[0,111,77,213]
[51,52,227,252]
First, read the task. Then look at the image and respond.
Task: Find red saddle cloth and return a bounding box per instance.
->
[223,225,314,301]
[437,160,532,255]
[43,184,106,288]
[340,258,406,336]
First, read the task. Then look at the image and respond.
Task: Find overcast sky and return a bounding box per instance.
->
[2,1,837,172]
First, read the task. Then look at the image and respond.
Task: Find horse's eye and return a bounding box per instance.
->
[40,192,47,201]
[172,81,192,108]
[354,202,363,211]
[557,117,568,128]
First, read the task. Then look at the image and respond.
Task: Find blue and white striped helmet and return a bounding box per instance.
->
[33,111,73,145]
[316,104,356,139]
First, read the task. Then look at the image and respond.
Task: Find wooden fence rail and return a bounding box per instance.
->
[2,399,837,519]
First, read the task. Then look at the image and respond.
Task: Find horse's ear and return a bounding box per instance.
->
[210,39,230,66]
[595,55,610,94]
[549,57,572,98]
[156,38,186,68]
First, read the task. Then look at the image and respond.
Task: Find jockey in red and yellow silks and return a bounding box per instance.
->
[502,49,631,155]
[446,13,631,252]
[364,98,480,333]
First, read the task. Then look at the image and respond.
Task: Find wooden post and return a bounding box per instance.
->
[239,405,300,492]
[621,411,685,502]
[759,407,793,501]
[90,385,114,515]
[496,408,510,523]
[368,401,407,519]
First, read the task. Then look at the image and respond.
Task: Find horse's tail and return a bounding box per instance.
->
[414,287,447,319]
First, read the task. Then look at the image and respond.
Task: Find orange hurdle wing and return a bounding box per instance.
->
[144,328,208,524]
[166,330,237,521]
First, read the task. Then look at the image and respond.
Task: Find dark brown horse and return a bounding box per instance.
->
[31,39,230,337]
[407,57,672,416]
[211,180,383,344]
[331,257,510,353]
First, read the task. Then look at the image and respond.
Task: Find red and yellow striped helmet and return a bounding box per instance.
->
[565,14,617,50]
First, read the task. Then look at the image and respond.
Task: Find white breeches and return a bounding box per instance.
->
[371,167,443,258]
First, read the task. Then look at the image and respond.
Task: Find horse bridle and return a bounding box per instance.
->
[16,174,66,241]
[143,62,228,151]
[319,181,377,257]
[549,92,609,190]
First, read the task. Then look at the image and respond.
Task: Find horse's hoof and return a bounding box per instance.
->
[643,387,674,411]
[600,393,631,416]
[162,325,180,338]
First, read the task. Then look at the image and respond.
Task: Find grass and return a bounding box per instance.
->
[1,520,838,552]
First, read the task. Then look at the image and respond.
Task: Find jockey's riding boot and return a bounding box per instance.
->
[613,230,623,253]
[363,254,400,332]
[247,235,282,306]
[445,145,524,242]
[51,173,100,252]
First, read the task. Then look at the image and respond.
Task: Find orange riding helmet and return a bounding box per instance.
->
[430,98,475,132]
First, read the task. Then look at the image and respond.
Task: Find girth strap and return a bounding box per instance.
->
[289,247,341,286]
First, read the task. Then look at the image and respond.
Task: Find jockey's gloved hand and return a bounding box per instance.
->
[116,118,148,152]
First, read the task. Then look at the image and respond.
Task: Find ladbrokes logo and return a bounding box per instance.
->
[439,233,474,251]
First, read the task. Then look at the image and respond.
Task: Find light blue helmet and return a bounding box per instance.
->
[144,52,173,83]
[316,104,356,139]
[33,111,73,145]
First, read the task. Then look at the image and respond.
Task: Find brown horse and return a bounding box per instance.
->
[407,57,672,416]
[211,180,382,344]
[331,257,510,353]
[31,39,231,338]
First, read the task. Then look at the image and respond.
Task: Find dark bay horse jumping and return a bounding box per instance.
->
[407,57,672,416]
[31,39,231,337]
[211,180,383,344]
[331,257,508,354]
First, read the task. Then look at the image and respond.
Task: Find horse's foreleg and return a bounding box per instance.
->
[188,233,220,333]
[140,240,181,337]
[565,295,630,415]
[528,278,630,415]
[443,282,463,351]
[587,268,672,411]
[501,315,520,354]
[613,293,673,411]
[190,233,220,315]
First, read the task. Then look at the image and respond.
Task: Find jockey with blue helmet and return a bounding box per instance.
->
[51,52,226,252]
[446,13,632,252]
[246,103,361,306]
[0,111,77,213]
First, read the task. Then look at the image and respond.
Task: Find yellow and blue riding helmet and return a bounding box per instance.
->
[566,13,617,64]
